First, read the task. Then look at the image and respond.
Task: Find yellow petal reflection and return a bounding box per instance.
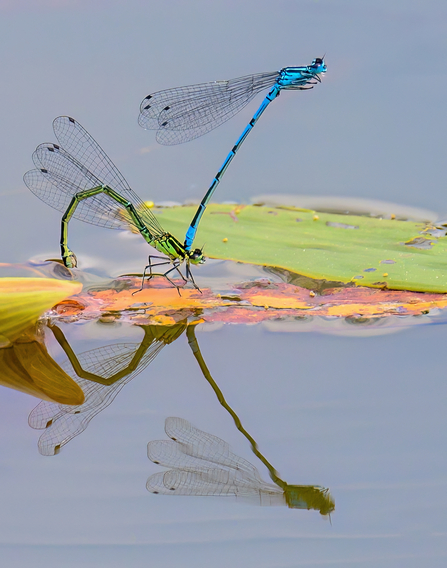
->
[0,329,84,404]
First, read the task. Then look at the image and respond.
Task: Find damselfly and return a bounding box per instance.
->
[139,58,327,250]
[23,117,205,293]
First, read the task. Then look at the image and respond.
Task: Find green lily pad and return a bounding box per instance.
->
[150,203,447,293]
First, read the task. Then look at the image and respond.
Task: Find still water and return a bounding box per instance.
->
[1,246,447,567]
[1,2,447,564]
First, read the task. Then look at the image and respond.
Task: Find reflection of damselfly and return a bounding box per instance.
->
[148,417,285,505]
[28,323,185,455]
[26,322,334,514]
[23,117,205,293]
[139,59,327,250]
[147,417,333,514]
[145,324,334,515]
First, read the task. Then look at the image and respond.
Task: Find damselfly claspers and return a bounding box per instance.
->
[23,116,205,293]
[139,58,327,250]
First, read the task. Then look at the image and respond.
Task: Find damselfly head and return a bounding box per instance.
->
[188,248,205,265]
[310,57,327,75]
[277,58,327,89]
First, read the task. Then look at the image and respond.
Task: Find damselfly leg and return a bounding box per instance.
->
[185,262,201,293]
[133,256,187,296]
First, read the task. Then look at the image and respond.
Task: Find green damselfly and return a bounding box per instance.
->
[23,116,204,293]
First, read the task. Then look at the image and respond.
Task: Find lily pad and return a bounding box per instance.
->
[150,204,447,293]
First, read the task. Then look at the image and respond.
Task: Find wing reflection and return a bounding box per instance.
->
[147,417,333,513]
[147,417,285,505]
[28,323,186,455]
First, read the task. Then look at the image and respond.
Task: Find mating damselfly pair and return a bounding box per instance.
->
[24,58,326,293]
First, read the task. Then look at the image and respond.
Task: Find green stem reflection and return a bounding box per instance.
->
[49,322,186,385]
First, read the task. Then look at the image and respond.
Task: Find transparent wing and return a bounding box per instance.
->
[29,341,157,428]
[28,399,64,430]
[146,469,283,500]
[138,71,279,145]
[24,166,106,224]
[163,416,262,478]
[53,116,165,235]
[30,341,154,429]
[53,116,132,194]
[28,377,135,456]
[24,159,132,230]
[147,417,283,500]
[28,339,166,456]
[24,116,165,235]
[147,438,279,494]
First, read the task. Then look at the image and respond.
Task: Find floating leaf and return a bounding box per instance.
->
[0,277,82,341]
[150,204,447,293]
